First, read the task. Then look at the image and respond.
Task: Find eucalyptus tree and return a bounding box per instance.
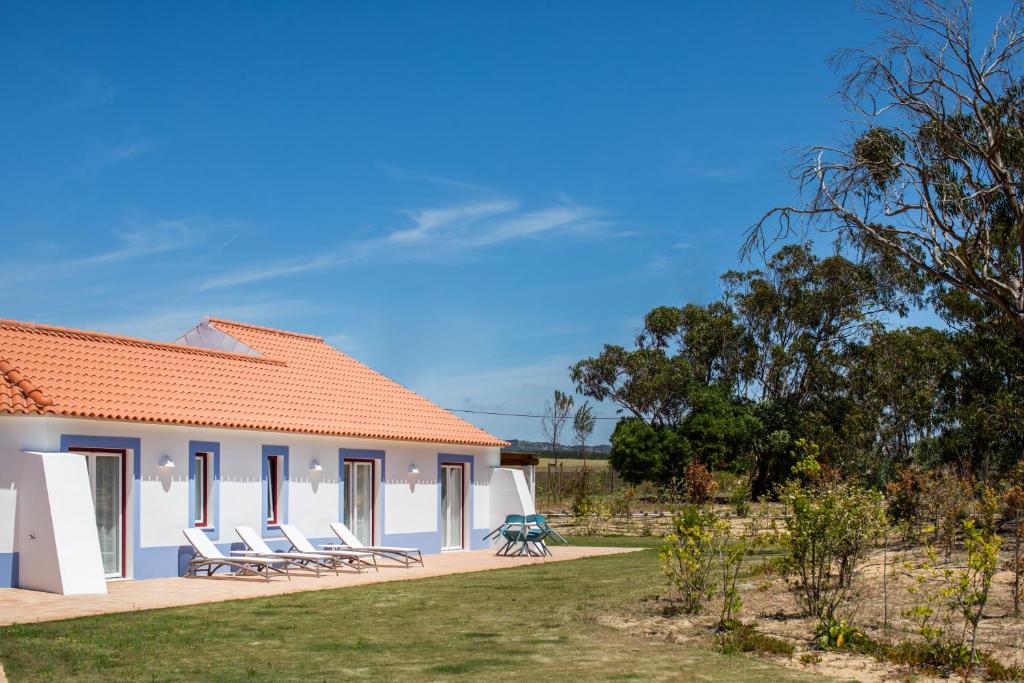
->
[573,402,597,462]
[541,389,575,463]
[747,0,1024,345]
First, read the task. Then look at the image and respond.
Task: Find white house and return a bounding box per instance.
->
[0,317,523,591]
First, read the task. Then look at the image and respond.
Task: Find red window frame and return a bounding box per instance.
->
[267,454,281,525]
[194,452,209,527]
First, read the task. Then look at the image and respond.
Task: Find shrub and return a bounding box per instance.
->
[658,505,719,613]
[814,618,867,649]
[904,521,1002,669]
[1005,481,1024,617]
[685,462,718,503]
[609,486,635,517]
[778,449,887,623]
[886,464,925,539]
[728,483,751,517]
[920,466,973,560]
[716,622,794,658]
[954,520,1001,665]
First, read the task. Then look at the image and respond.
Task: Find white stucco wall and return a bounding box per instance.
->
[0,414,502,586]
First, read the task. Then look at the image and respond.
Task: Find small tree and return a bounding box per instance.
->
[573,402,596,462]
[779,444,887,624]
[955,521,1001,666]
[659,505,719,613]
[541,389,574,465]
[1005,478,1024,617]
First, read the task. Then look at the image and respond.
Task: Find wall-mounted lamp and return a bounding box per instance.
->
[159,455,175,469]
[408,463,420,475]
[309,460,323,472]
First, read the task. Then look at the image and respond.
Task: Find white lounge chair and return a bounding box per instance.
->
[279,523,378,572]
[234,526,339,577]
[182,528,289,581]
[326,522,424,568]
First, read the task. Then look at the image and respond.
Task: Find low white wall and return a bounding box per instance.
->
[14,451,106,595]
[488,467,536,526]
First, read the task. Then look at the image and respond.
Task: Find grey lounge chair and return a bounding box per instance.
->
[183,528,289,581]
[279,524,378,572]
[325,522,424,568]
[234,526,339,577]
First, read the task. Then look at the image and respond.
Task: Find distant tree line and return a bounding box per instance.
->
[571,242,1024,498]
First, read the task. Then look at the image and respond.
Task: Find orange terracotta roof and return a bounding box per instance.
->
[0,318,507,447]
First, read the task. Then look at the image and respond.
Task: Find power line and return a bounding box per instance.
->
[445,407,622,420]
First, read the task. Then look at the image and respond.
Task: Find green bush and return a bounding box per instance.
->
[814,618,867,649]
[658,505,719,613]
[778,444,887,623]
[728,483,750,517]
[716,622,794,658]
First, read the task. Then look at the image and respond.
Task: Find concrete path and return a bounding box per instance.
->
[0,546,639,626]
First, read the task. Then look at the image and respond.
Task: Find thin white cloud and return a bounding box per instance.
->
[200,197,604,291]
[70,218,205,267]
[376,162,496,194]
[51,72,117,112]
[671,241,694,250]
[85,134,152,174]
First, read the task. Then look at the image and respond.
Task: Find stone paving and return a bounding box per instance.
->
[0,546,639,627]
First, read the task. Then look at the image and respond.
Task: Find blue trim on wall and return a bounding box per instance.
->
[471,528,493,551]
[261,445,289,535]
[382,530,442,555]
[188,441,220,537]
[437,453,475,550]
[0,551,18,588]
[60,434,142,580]
[339,448,385,544]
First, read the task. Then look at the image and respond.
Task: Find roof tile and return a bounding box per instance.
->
[0,318,506,447]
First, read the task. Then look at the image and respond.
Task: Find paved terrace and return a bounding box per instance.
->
[0,546,639,626]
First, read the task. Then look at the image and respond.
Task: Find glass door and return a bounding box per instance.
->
[343,460,374,545]
[82,452,124,578]
[441,464,464,550]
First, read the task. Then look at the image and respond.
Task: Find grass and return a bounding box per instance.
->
[560,534,662,548]
[0,540,812,682]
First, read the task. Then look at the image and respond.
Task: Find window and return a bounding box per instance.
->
[193,452,209,527]
[267,454,282,525]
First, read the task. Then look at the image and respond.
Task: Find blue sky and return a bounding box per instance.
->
[2,2,911,443]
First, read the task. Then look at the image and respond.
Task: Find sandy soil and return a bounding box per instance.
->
[602,542,1024,682]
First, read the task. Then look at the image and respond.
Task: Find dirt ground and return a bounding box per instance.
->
[602,541,1024,682]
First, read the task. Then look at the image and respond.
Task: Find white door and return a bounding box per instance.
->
[80,452,124,578]
[344,460,374,545]
[441,464,464,550]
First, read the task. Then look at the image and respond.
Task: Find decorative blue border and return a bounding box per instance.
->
[437,453,474,550]
[339,448,385,544]
[0,551,18,587]
[59,434,142,579]
[261,445,289,534]
[188,441,220,537]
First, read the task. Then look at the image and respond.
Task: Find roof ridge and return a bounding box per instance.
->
[207,317,324,342]
[0,357,54,408]
[0,319,288,365]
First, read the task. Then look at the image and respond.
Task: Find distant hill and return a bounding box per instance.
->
[502,438,611,459]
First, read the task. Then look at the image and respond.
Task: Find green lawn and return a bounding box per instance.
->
[0,542,812,682]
